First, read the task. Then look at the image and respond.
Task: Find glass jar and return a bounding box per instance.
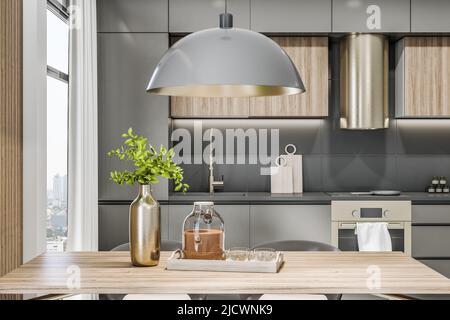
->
[432,176,440,186]
[182,202,225,260]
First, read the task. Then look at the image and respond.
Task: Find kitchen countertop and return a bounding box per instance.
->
[168,192,450,205]
[168,192,329,204]
[403,192,450,204]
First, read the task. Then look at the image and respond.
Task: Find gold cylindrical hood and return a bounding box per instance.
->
[340,34,389,130]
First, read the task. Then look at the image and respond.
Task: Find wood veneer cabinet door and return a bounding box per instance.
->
[171,97,250,118]
[396,37,450,118]
[249,37,329,118]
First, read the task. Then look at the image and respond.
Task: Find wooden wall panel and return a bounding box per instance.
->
[0,0,23,290]
[171,37,328,118]
[403,37,450,117]
[171,96,250,118]
[250,37,329,118]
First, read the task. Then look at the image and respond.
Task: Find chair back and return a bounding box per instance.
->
[252,240,339,252]
[251,240,341,301]
[111,240,182,252]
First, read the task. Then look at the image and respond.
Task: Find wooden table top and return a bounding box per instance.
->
[1,251,450,295]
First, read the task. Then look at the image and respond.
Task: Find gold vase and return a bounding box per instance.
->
[129,185,160,267]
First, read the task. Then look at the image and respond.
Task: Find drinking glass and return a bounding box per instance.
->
[226,247,250,261]
[250,248,277,262]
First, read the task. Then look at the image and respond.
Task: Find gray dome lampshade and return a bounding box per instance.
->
[147,15,305,98]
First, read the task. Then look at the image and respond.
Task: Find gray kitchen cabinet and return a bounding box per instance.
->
[412,205,450,282]
[99,205,169,251]
[251,0,331,33]
[168,205,250,248]
[169,0,250,33]
[98,33,169,201]
[411,0,450,32]
[97,0,168,32]
[250,205,331,247]
[332,0,410,33]
[413,205,450,224]
[412,226,450,258]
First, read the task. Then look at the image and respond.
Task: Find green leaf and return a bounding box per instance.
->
[107,128,188,191]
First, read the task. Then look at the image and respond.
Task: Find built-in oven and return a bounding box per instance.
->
[331,201,412,255]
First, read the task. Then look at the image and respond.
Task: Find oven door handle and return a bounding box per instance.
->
[339,222,404,230]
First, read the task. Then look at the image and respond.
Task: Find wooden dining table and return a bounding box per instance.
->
[1,251,450,297]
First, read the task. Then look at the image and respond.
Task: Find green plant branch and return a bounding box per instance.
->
[108,128,189,193]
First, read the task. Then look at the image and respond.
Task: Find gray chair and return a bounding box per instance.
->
[100,240,183,301]
[254,240,339,253]
[245,240,342,301]
[110,240,182,253]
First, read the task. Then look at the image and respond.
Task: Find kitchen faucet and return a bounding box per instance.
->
[209,129,224,194]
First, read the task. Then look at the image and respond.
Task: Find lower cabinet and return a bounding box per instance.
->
[98,204,333,252]
[168,205,250,248]
[412,205,450,280]
[412,226,450,258]
[249,205,331,247]
[412,205,450,224]
[98,205,169,251]
[168,204,333,249]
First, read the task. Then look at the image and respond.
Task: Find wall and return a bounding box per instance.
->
[22,0,47,264]
[172,40,450,193]
[0,0,23,297]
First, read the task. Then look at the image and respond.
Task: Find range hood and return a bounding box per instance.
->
[340,34,389,130]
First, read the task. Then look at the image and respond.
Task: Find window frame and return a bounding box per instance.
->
[47,0,69,83]
[47,0,69,22]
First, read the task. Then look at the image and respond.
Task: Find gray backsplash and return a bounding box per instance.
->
[172,118,450,193]
[170,40,450,193]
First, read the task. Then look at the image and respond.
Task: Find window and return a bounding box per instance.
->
[46,0,70,253]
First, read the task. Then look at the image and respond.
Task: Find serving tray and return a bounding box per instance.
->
[166,250,284,273]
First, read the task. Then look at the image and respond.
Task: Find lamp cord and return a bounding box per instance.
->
[225,0,228,14]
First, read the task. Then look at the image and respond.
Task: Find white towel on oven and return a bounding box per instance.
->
[356,222,392,252]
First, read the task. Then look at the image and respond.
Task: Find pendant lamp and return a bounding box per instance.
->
[147,2,305,98]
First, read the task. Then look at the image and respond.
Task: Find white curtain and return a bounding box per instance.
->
[67,0,98,251]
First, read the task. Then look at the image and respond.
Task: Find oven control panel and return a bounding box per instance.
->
[331,201,412,222]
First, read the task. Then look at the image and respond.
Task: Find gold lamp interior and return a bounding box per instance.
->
[148,85,305,98]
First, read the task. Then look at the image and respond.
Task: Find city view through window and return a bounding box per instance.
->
[46,0,69,252]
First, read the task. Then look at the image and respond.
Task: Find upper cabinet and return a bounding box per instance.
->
[169,0,250,33]
[396,37,450,118]
[250,37,329,118]
[332,0,410,33]
[171,37,329,119]
[411,0,450,32]
[98,33,170,201]
[171,97,250,118]
[97,0,168,32]
[251,0,331,33]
